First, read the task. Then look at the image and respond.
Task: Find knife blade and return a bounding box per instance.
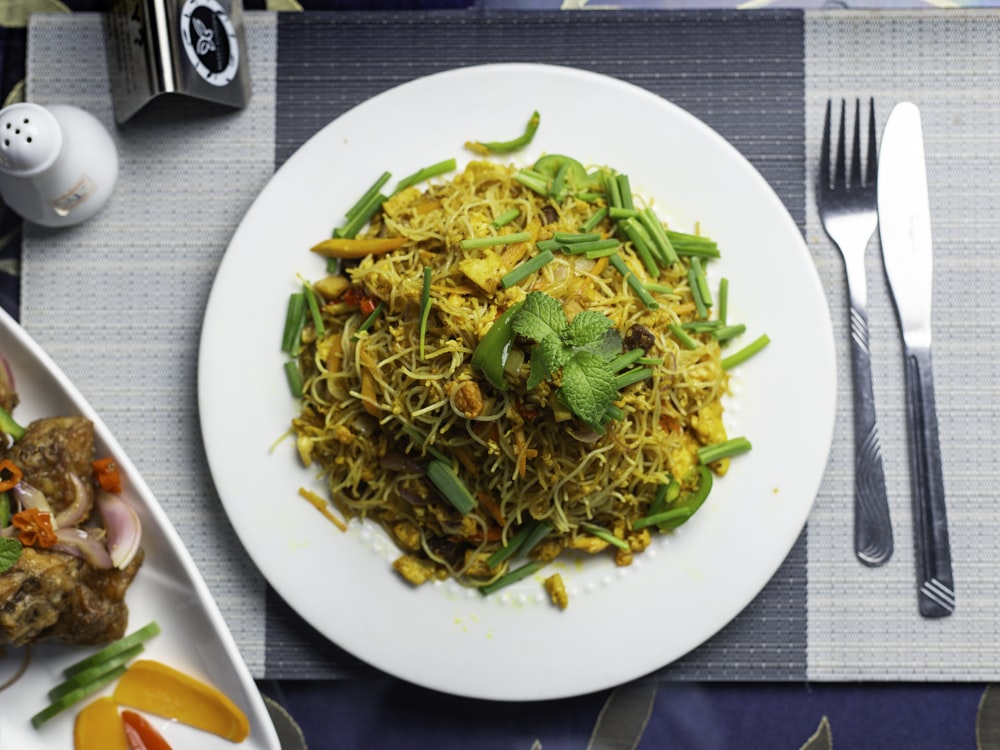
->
[877,101,955,617]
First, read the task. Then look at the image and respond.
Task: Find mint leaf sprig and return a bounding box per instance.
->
[510,292,628,431]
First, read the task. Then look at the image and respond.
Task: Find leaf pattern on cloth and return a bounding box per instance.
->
[799,715,832,750]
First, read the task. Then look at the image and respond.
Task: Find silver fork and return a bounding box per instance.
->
[818,98,894,566]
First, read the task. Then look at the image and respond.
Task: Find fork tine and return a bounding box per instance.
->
[820,99,832,190]
[850,98,863,190]
[834,99,847,191]
[866,97,877,188]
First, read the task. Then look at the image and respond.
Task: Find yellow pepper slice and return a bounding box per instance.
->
[75,697,127,750]
[112,660,249,742]
[309,236,408,259]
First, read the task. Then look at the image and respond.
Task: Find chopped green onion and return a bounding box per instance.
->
[621,218,659,277]
[501,249,554,289]
[581,206,609,233]
[637,357,663,366]
[605,172,622,209]
[0,491,10,527]
[645,281,674,295]
[575,191,604,203]
[345,171,391,219]
[326,257,342,275]
[535,239,563,253]
[470,110,540,154]
[604,403,625,422]
[609,254,659,310]
[513,169,549,196]
[350,302,384,341]
[549,159,571,202]
[559,239,620,255]
[712,324,747,342]
[492,208,520,229]
[609,207,639,220]
[616,174,635,211]
[718,277,729,325]
[520,520,553,557]
[697,437,752,465]
[639,207,679,266]
[479,561,542,596]
[284,361,303,398]
[419,267,432,359]
[553,231,601,244]
[427,459,477,515]
[393,158,457,195]
[666,230,720,259]
[460,231,532,250]
[303,283,325,337]
[487,521,538,569]
[687,266,708,320]
[609,347,645,373]
[681,320,722,332]
[335,191,386,239]
[721,333,770,369]
[401,424,450,463]
[616,367,653,389]
[585,246,619,259]
[281,292,306,353]
[580,522,630,551]
[691,257,713,308]
[669,323,699,350]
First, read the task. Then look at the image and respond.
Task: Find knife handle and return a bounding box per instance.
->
[903,346,955,617]
[848,304,893,566]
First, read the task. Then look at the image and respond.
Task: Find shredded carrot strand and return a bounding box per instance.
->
[298,487,347,532]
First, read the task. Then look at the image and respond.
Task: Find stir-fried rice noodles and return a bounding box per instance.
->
[291,159,734,598]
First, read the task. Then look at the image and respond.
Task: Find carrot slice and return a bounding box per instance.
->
[112,660,249,742]
[122,710,174,750]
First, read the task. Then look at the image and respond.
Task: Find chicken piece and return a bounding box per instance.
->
[6,416,94,518]
[544,573,568,610]
[0,547,144,647]
[393,554,437,586]
[451,381,484,419]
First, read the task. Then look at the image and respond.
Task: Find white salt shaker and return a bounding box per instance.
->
[0,102,118,228]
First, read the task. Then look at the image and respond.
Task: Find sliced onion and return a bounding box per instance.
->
[567,425,603,444]
[12,482,52,514]
[53,527,113,569]
[0,352,16,408]
[96,491,141,569]
[53,473,94,529]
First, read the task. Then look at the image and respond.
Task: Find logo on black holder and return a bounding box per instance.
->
[179,0,240,87]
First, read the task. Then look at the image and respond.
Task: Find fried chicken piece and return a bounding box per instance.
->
[0,547,144,647]
[6,416,95,518]
[1,415,145,647]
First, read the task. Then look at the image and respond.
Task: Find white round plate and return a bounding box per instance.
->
[198,63,835,701]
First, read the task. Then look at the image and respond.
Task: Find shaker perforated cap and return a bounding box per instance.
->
[0,103,63,177]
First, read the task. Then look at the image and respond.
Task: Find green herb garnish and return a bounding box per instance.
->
[510,291,627,430]
[0,537,23,574]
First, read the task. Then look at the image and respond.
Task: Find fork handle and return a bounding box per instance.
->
[903,346,955,617]
[848,302,894,566]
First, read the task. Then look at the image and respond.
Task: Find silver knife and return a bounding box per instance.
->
[877,101,955,617]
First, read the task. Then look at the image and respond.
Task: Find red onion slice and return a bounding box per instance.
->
[53,473,94,529]
[53,527,113,569]
[12,482,52,514]
[96,491,141,569]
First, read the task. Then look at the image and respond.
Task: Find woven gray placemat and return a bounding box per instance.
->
[804,8,1000,680]
[19,8,1000,683]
